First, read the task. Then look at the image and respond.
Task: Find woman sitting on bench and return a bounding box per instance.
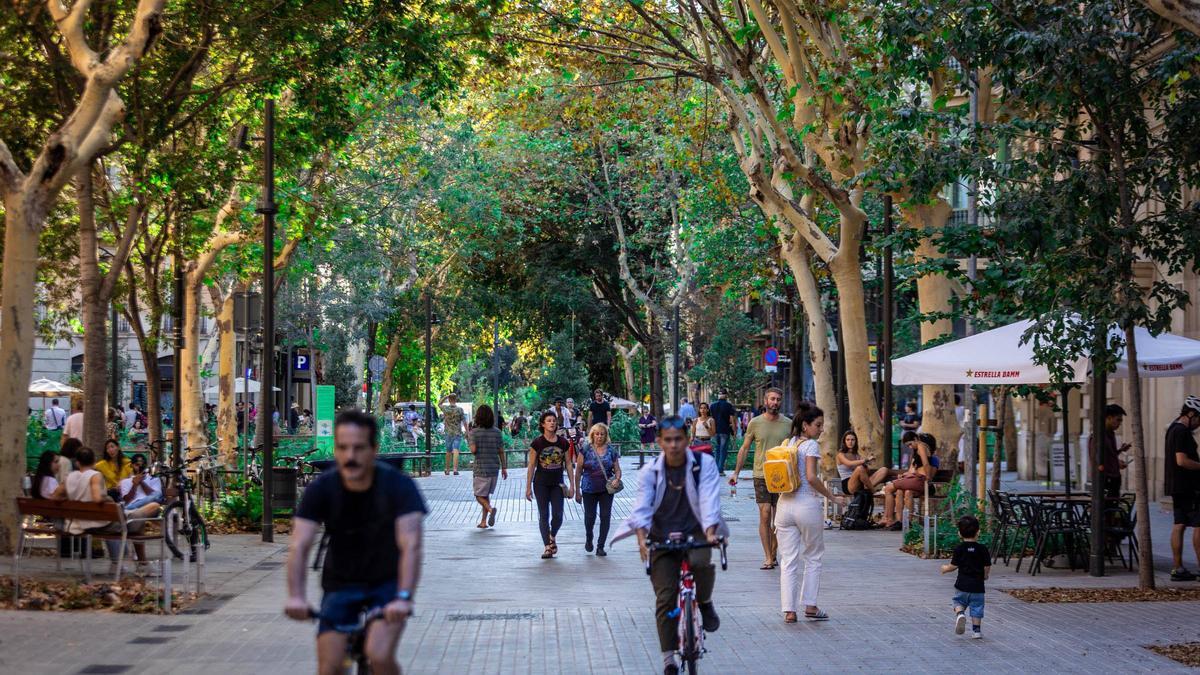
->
[836,430,890,496]
[49,446,161,574]
[880,432,938,531]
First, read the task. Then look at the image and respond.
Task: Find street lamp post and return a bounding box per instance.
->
[99,246,120,409]
[492,319,499,416]
[671,306,680,415]
[882,196,895,468]
[423,292,440,471]
[258,99,278,542]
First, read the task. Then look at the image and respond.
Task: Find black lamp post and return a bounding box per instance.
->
[257,99,277,543]
[98,246,120,409]
[666,308,680,415]
[424,293,440,468]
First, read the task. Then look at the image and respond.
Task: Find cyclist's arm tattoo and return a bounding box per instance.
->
[287,518,319,602]
[395,512,423,594]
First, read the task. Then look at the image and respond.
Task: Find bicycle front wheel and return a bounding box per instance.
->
[163,502,186,560]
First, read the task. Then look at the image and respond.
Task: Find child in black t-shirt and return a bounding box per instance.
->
[940,515,990,639]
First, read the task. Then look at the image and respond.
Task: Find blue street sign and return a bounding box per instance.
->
[294,353,310,371]
[763,347,779,366]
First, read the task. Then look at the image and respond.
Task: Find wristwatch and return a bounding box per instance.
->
[396,589,414,602]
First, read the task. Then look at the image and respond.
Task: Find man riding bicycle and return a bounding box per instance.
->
[284,410,427,674]
[613,415,729,675]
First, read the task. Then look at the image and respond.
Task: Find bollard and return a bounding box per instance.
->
[163,555,173,613]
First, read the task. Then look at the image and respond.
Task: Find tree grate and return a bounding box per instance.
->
[77,667,132,674]
[447,612,540,621]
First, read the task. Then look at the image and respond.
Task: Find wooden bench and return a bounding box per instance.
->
[14,498,165,601]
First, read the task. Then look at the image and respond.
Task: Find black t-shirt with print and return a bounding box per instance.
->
[531,435,570,485]
[951,540,991,593]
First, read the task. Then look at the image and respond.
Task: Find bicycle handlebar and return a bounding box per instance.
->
[644,536,728,575]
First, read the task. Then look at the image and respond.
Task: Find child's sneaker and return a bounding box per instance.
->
[970,629,982,639]
[954,612,967,635]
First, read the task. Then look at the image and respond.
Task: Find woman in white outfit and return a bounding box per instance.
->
[776,401,846,623]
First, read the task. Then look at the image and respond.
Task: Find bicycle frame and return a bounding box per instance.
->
[644,536,728,673]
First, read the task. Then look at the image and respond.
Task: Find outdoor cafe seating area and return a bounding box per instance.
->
[987,488,1138,576]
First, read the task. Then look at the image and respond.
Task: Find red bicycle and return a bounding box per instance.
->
[645,534,728,674]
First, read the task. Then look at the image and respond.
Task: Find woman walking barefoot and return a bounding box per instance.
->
[526,411,572,558]
[776,402,846,623]
[573,423,622,556]
[469,404,507,528]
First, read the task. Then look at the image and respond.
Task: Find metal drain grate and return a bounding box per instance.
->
[77,667,132,674]
[128,636,172,644]
[447,612,540,621]
[179,593,235,615]
[251,561,284,570]
[152,625,191,633]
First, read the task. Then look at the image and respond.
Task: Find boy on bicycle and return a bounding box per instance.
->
[284,410,427,675]
[613,415,729,675]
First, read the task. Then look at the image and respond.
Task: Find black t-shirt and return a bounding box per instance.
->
[296,462,427,590]
[1164,421,1200,496]
[710,399,736,435]
[951,541,991,593]
[650,463,703,541]
[589,399,611,425]
[531,435,570,485]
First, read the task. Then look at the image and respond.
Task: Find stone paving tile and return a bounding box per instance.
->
[2,469,1198,674]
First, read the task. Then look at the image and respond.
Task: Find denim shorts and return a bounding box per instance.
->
[446,436,463,451]
[953,590,985,619]
[318,581,397,634]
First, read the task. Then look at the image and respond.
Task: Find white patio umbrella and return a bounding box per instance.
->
[203,377,280,395]
[608,396,640,410]
[891,319,1200,385]
[1112,326,1200,378]
[28,378,82,397]
[890,319,1089,386]
[889,319,1200,497]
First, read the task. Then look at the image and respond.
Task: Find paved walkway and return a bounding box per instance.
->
[2,461,1198,673]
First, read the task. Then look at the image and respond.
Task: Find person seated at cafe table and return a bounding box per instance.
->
[880,432,938,531]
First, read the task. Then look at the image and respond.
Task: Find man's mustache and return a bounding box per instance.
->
[343,461,362,469]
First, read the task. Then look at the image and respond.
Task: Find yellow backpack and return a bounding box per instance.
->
[762,438,801,494]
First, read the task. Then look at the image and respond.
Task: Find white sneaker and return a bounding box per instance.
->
[954,613,966,635]
[970,630,982,639]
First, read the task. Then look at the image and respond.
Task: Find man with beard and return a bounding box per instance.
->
[730,388,792,570]
[284,410,427,674]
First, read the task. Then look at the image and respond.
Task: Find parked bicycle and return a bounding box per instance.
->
[645,535,728,674]
[153,457,210,561]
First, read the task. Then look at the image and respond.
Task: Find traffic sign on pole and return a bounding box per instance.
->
[763,347,779,366]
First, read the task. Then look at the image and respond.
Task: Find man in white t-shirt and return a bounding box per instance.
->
[124,404,140,430]
[62,400,85,441]
[44,399,68,431]
[119,454,163,510]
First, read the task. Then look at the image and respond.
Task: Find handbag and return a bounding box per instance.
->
[606,476,624,495]
[602,446,623,494]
